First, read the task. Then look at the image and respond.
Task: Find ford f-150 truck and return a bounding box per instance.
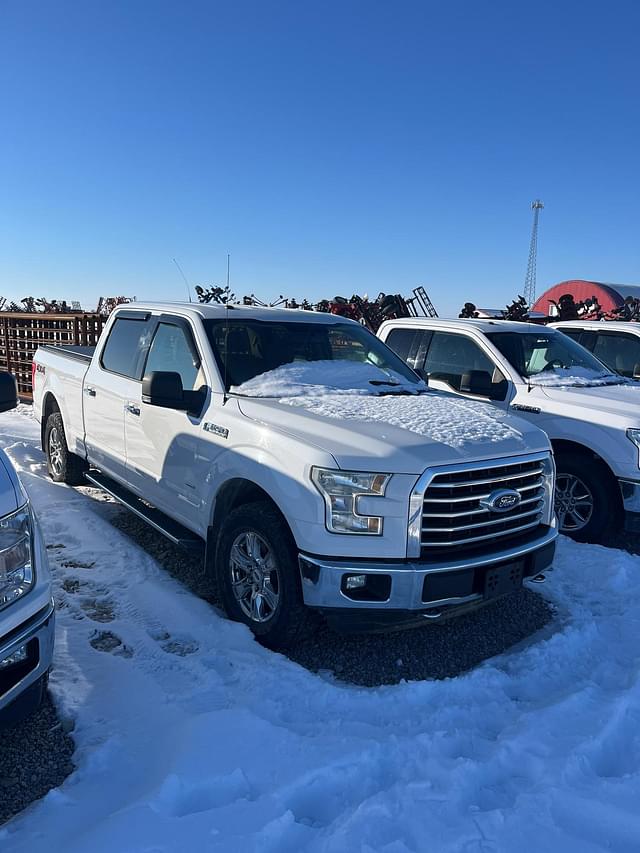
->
[33,303,557,648]
[379,317,640,543]
[0,373,54,725]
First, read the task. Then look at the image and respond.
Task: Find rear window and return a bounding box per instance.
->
[100,318,151,379]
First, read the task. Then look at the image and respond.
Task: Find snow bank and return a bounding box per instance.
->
[230,359,425,397]
[281,392,523,448]
[2,406,640,852]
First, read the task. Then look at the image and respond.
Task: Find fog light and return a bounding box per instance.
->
[0,645,28,669]
[344,574,367,590]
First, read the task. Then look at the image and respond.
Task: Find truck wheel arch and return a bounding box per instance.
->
[41,393,61,451]
[209,478,296,549]
[551,438,622,518]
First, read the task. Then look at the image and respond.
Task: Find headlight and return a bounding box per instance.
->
[312,468,391,534]
[540,453,556,525]
[627,429,640,467]
[0,503,34,610]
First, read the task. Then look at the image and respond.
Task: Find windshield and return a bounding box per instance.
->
[486,330,623,386]
[203,318,425,396]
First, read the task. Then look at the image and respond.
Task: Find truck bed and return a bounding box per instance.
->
[38,344,95,363]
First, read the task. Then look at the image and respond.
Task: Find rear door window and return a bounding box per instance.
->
[558,328,584,344]
[100,318,152,379]
[385,328,433,373]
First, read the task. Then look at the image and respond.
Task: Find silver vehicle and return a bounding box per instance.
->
[0,374,54,725]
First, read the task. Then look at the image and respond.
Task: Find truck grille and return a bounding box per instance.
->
[420,458,546,554]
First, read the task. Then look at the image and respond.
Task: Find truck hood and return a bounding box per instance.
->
[531,382,640,426]
[237,392,549,474]
[0,448,23,517]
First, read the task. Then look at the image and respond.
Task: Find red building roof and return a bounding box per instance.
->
[532,280,640,316]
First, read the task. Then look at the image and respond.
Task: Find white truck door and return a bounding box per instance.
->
[124,317,217,535]
[83,312,152,483]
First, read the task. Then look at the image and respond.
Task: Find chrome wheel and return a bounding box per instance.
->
[555,473,594,532]
[229,531,280,623]
[48,427,63,477]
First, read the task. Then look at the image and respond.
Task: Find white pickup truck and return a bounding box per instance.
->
[551,320,640,380]
[33,303,557,648]
[0,374,54,726]
[379,317,640,542]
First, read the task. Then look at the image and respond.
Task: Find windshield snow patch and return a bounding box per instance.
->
[230,359,425,397]
[280,392,523,448]
[530,367,633,388]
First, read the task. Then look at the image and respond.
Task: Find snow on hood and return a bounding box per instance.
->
[230,360,425,397]
[279,391,523,450]
[529,366,634,388]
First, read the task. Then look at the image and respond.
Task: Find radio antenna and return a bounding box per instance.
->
[223,252,231,404]
[172,258,192,303]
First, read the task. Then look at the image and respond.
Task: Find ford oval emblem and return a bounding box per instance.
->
[480,488,521,514]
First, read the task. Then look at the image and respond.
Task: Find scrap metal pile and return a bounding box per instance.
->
[195,285,437,333]
[0,296,133,315]
[460,293,640,324]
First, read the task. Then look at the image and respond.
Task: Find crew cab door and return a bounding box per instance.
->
[83,311,152,482]
[384,327,511,407]
[124,316,216,535]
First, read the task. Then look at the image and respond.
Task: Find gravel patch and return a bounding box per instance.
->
[0,694,75,826]
[110,506,555,686]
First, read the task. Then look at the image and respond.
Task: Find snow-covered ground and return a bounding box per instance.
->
[1,406,640,852]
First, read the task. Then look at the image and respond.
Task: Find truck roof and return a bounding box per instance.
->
[379,317,541,334]
[551,320,640,331]
[118,301,360,326]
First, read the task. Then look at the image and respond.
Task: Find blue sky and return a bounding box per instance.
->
[1,1,639,317]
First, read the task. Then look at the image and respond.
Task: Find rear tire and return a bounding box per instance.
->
[44,412,86,485]
[554,451,616,543]
[215,501,310,649]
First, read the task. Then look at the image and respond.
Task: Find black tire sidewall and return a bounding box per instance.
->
[215,502,307,648]
[555,452,614,542]
[44,413,68,482]
[44,412,85,485]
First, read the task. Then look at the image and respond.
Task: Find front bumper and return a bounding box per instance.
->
[0,599,55,722]
[299,522,557,631]
[619,479,640,533]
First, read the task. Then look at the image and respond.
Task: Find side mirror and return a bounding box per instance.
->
[142,371,205,416]
[633,364,640,380]
[460,370,493,398]
[142,371,185,409]
[0,373,18,413]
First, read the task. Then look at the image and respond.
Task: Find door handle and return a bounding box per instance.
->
[84,386,96,397]
[125,403,141,416]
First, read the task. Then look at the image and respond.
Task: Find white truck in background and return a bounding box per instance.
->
[0,374,54,726]
[551,320,640,380]
[379,317,640,542]
[33,303,557,648]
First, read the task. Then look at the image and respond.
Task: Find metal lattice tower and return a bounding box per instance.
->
[523,199,544,306]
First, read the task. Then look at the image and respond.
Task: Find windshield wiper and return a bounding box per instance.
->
[368,380,401,387]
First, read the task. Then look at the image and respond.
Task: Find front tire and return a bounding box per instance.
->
[44,412,86,485]
[554,451,616,543]
[215,501,310,649]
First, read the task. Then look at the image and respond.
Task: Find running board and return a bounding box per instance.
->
[84,470,204,552]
